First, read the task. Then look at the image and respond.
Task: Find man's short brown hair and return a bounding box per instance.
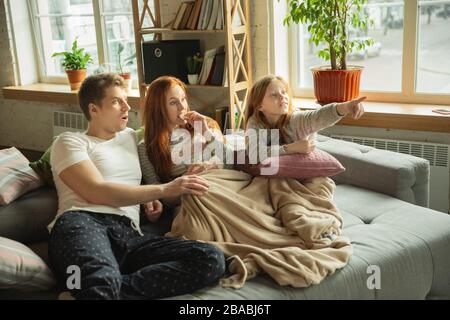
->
[78,73,127,120]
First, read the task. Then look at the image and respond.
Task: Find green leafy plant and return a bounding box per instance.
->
[117,42,135,75]
[51,38,93,70]
[186,52,203,75]
[283,0,373,70]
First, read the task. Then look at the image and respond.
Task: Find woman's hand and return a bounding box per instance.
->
[185,111,209,133]
[144,200,163,223]
[285,139,315,154]
[336,97,366,119]
[162,175,210,197]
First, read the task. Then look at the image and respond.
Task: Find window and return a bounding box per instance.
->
[29,0,144,85]
[416,0,450,94]
[290,0,450,104]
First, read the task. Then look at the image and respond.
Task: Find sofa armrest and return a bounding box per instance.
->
[316,135,430,207]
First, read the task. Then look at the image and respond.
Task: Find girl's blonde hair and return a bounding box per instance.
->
[244,75,293,143]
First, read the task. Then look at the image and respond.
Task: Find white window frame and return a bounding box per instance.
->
[28,0,136,86]
[288,0,450,105]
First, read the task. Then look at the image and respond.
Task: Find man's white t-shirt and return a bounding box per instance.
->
[48,127,141,232]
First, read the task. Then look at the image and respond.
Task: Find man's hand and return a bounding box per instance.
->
[162,175,209,197]
[144,200,163,223]
[285,139,315,154]
[336,96,366,119]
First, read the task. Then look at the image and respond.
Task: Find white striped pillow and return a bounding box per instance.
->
[0,147,44,205]
[0,237,57,291]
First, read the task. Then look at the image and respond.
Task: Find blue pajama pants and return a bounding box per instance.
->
[48,210,226,300]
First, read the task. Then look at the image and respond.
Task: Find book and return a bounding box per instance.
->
[210,47,225,86]
[186,0,203,30]
[171,3,188,30]
[215,106,228,132]
[432,108,450,115]
[223,111,230,133]
[178,1,195,30]
[215,0,224,29]
[198,47,218,84]
[196,0,208,30]
[205,54,217,85]
[207,0,220,30]
[200,0,213,29]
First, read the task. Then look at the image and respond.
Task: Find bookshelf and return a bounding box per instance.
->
[131,0,252,130]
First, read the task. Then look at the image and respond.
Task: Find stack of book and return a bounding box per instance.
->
[171,0,225,30]
[197,45,226,86]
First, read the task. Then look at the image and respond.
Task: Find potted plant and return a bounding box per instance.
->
[51,38,93,90]
[284,0,373,104]
[117,43,135,92]
[186,53,203,85]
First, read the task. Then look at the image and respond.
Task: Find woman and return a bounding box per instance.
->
[138,76,230,221]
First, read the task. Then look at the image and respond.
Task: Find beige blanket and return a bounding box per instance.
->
[166,169,352,289]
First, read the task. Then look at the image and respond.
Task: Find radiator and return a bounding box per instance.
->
[329,134,450,213]
[53,111,87,136]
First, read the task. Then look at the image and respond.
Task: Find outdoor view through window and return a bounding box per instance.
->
[33,0,138,80]
[296,0,450,94]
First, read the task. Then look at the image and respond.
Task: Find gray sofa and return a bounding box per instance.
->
[1,135,449,299]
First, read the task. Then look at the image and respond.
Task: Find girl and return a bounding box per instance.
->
[244,74,365,162]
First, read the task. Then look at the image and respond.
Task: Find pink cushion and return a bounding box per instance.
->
[237,149,345,179]
[0,147,44,205]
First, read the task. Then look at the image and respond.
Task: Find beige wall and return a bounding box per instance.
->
[1,0,448,150]
[0,0,271,151]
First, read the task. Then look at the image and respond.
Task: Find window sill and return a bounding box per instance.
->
[2,85,449,133]
[2,83,141,109]
[294,98,450,133]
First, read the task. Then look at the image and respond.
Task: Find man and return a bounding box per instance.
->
[48,73,225,300]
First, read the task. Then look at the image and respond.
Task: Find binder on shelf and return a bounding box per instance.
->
[142,40,200,84]
[210,47,225,86]
[198,47,218,85]
[215,106,228,132]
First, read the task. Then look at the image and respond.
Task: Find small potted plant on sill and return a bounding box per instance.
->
[186,52,203,85]
[284,0,373,104]
[51,38,93,90]
[117,43,135,92]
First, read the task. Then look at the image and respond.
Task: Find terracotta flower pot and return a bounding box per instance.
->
[65,69,87,90]
[311,65,363,105]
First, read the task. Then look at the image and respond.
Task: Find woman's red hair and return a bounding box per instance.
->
[143,76,188,182]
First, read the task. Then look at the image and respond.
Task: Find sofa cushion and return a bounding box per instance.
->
[0,236,56,291]
[0,147,44,205]
[169,185,450,300]
[236,149,345,179]
[0,187,58,244]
